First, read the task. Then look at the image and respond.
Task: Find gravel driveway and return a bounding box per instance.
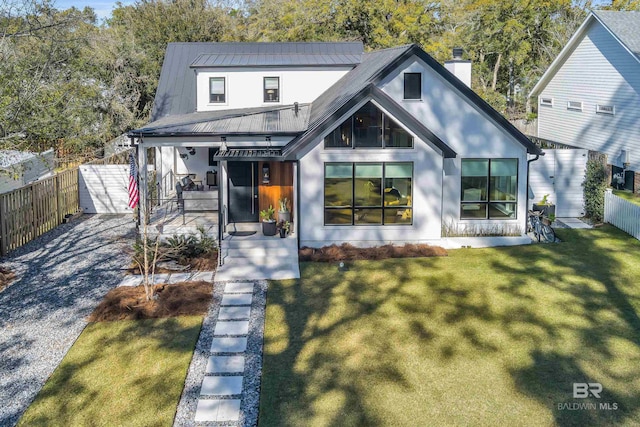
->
[0,214,135,427]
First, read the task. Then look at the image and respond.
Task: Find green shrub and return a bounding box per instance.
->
[165,226,216,260]
[583,159,607,222]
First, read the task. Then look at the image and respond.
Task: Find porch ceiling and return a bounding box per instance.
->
[214,148,283,161]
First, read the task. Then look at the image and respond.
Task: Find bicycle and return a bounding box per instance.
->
[527,210,556,243]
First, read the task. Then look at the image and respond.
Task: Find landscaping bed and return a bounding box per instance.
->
[0,266,15,292]
[299,243,447,262]
[89,280,213,321]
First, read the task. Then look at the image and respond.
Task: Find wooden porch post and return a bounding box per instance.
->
[138,142,148,224]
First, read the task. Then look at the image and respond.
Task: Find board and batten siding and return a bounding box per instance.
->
[79,164,132,214]
[378,56,530,234]
[537,19,640,171]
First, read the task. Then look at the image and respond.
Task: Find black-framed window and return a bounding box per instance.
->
[460,159,518,219]
[324,162,413,225]
[209,77,225,103]
[264,77,279,102]
[324,102,413,149]
[404,73,421,100]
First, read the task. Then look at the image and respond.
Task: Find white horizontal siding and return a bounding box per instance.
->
[538,20,640,171]
[79,165,131,214]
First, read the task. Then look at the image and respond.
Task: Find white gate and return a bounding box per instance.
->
[529,149,588,217]
[79,164,132,214]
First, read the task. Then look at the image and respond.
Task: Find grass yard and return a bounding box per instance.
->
[19,316,202,427]
[613,189,640,207]
[260,225,640,426]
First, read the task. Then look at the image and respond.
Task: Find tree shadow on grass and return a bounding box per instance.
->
[260,226,640,426]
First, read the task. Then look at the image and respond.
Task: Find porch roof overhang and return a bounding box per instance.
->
[213,148,284,161]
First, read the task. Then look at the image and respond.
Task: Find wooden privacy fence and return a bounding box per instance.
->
[604,190,640,241]
[0,168,79,255]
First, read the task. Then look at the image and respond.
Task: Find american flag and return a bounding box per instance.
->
[128,152,139,209]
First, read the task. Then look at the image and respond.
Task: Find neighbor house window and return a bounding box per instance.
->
[404,73,422,100]
[540,97,553,107]
[264,77,279,102]
[567,101,582,111]
[209,77,225,103]
[596,104,615,115]
[460,159,517,219]
[324,162,412,225]
[324,102,413,149]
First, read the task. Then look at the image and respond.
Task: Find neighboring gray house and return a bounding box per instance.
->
[530,10,640,191]
[0,149,55,194]
[130,42,541,248]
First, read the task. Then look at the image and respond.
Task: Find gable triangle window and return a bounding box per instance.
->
[324,102,413,149]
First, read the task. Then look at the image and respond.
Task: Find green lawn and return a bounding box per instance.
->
[613,189,640,207]
[260,225,640,426]
[19,316,202,427]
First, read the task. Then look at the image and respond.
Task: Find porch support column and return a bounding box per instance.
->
[138,143,148,224]
[292,161,298,236]
[220,160,228,231]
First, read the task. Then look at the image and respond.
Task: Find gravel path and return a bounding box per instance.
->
[0,214,135,427]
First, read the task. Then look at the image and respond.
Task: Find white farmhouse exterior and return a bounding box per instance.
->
[130,42,541,248]
[530,11,640,191]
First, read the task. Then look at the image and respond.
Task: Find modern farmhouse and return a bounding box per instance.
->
[129,42,541,249]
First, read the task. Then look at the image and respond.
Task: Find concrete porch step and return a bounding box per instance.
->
[219,254,298,266]
[220,246,298,258]
[214,262,300,281]
[221,235,297,249]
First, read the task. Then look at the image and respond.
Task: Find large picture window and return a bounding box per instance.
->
[324,102,413,149]
[209,77,225,103]
[460,159,517,219]
[324,162,412,225]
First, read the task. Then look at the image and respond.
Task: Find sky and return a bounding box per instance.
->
[53,0,136,22]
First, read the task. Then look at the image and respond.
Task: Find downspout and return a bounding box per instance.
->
[296,159,301,250]
[526,152,542,232]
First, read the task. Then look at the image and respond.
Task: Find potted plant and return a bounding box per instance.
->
[260,205,277,236]
[278,197,290,223]
[277,220,290,238]
[543,213,556,226]
[532,194,556,218]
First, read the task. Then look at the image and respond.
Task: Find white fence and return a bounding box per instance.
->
[604,190,640,240]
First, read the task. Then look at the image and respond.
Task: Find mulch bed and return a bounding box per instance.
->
[88,281,213,322]
[0,266,16,293]
[126,253,217,275]
[299,243,447,262]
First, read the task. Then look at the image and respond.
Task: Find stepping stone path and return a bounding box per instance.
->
[188,280,265,425]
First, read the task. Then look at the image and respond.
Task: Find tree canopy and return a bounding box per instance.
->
[0,0,634,163]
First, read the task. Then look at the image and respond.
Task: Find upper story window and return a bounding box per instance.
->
[324,102,413,149]
[567,101,582,111]
[209,77,225,103]
[596,104,615,115]
[540,97,553,107]
[404,73,422,100]
[264,77,280,102]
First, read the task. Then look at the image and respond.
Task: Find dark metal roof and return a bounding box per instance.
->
[594,11,640,58]
[134,104,310,136]
[151,42,363,120]
[213,148,283,161]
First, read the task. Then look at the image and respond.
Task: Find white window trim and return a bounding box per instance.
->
[567,101,583,111]
[539,97,553,107]
[403,72,422,101]
[208,75,228,106]
[596,104,615,115]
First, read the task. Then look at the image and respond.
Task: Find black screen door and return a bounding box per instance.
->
[228,161,259,222]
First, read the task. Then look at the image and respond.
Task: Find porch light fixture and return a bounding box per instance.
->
[262,163,270,184]
[220,137,228,152]
[622,149,631,169]
[187,147,196,155]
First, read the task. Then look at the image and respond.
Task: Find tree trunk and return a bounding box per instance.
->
[492,52,502,91]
